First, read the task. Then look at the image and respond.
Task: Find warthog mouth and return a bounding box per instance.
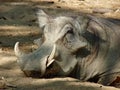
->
[23,63,60,78]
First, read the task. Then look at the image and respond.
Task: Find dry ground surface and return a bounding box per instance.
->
[0,0,120,90]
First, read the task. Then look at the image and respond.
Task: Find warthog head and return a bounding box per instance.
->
[14,10,89,77]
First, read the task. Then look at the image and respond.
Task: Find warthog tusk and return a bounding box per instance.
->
[46,59,55,67]
[14,42,24,57]
[46,44,56,67]
[48,44,56,60]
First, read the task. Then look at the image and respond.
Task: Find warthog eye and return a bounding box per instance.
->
[66,27,74,34]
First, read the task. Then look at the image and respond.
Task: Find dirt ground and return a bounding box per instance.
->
[0,0,120,90]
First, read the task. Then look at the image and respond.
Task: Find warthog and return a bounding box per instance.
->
[14,10,120,86]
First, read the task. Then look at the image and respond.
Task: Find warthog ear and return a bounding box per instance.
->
[36,9,50,28]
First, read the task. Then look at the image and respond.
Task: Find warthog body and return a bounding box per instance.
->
[14,10,120,86]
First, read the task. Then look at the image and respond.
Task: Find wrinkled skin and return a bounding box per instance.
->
[14,10,120,86]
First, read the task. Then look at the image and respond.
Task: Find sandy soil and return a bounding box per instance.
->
[0,0,120,90]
